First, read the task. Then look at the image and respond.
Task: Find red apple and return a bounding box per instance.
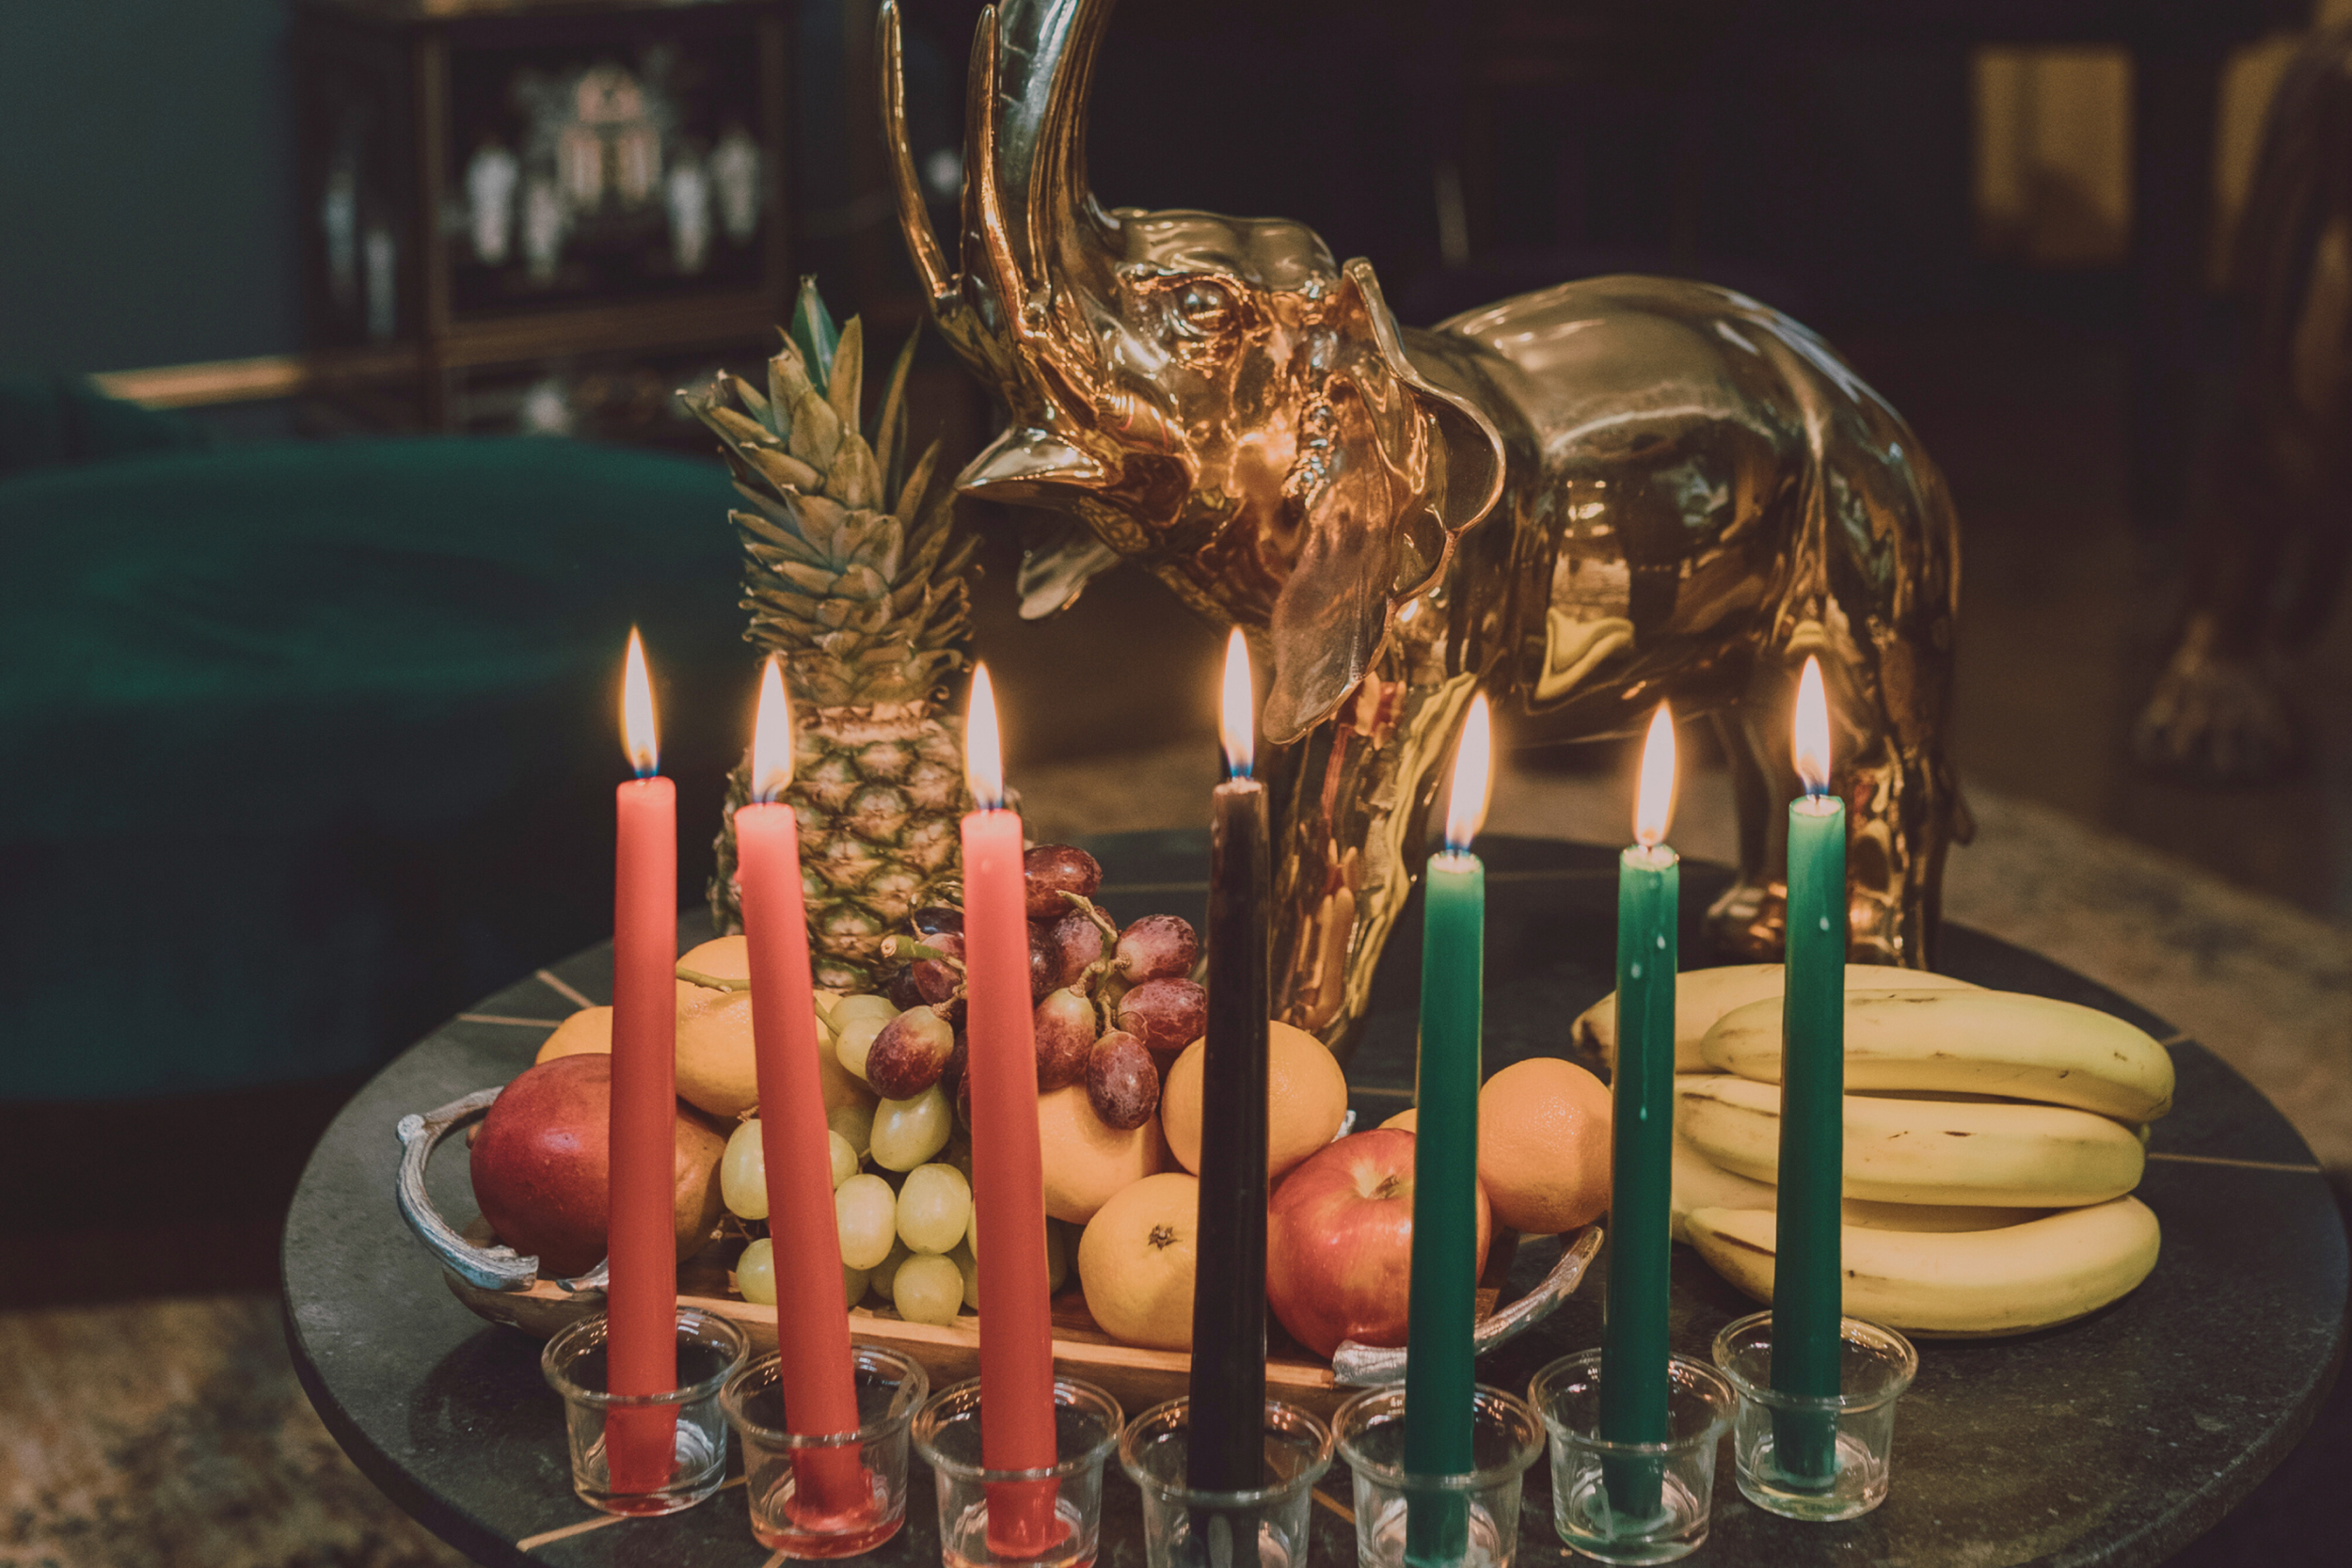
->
[1264,1128,1491,1359]
[469,1053,727,1277]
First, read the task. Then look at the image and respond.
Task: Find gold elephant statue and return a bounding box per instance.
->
[880,0,1965,1053]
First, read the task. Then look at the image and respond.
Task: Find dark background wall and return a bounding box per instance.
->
[1,0,1976,377]
[0,1,303,372]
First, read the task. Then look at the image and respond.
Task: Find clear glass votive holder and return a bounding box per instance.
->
[1527,1351,1736,1564]
[1709,1311,1917,1522]
[1331,1384,1546,1568]
[912,1375,1124,1568]
[1118,1396,1337,1568]
[540,1307,748,1516]
[720,1344,930,1557]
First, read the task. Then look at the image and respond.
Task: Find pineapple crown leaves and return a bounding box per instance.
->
[789,280,841,398]
[679,278,979,707]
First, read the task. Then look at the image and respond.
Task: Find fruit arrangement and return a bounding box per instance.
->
[1576,965,2173,1338]
[469,843,1620,1360]
[731,839,1353,1348]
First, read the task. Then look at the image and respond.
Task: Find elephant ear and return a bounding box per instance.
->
[1263,260,1507,743]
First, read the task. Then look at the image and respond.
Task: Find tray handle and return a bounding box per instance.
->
[1329,1224,1603,1385]
[394,1087,609,1295]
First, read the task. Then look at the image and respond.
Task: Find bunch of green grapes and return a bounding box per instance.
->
[720,993,1069,1327]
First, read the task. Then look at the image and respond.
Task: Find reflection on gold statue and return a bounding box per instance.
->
[880,0,1964,1052]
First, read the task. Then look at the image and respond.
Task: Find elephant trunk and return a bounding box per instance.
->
[877,0,1120,400]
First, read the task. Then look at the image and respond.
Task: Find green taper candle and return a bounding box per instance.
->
[1404,695,1492,1566]
[1772,657,1847,1488]
[1600,706,1679,1522]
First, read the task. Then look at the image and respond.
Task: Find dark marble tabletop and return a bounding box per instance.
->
[283,833,2348,1568]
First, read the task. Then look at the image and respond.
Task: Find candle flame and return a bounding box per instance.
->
[1219,628,1255,780]
[1793,657,1831,796]
[750,656,794,803]
[1444,694,1493,853]
[965,663,1005,811]
[620,628,659,777]
[1635,704,1677,847]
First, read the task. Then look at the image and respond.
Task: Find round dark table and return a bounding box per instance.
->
[284,833,2347,1568]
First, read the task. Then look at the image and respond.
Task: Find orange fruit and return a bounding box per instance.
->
[1075,1171,1199,1349]
[537,1006,613,1064]
[1038,1085,1168,1223]
[1477,1057,1612,1234]
[1378,1107,1416,1133]
[1163,1021,1348,1180]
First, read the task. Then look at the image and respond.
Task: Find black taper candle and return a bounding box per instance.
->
[1189,634,1273,1493]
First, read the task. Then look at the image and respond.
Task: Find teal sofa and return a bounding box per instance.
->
[0,380,750,1099]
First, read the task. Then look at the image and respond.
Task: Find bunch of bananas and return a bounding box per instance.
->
[1575,968,2172,1338]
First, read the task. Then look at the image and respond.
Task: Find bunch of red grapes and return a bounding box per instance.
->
[863,845,1205,1132]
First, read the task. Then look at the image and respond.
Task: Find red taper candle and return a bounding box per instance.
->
[960,665,1064,1553]
[738,657,872,1521]
[607,628,679,1491]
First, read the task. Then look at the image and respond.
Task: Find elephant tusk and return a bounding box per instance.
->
[877,2,954,310]
[968,9,1030,338]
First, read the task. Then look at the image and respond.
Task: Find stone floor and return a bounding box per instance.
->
[0,1296,468,1568]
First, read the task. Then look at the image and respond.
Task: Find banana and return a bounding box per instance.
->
[1678,1074,2144,1207]
[1701,990,2174,1122]
[1669,1095,2047,1240]
[1671,1130,1777,1242]
[1683,1196,2161,1337]
[1576,964,1978,1072]
[1839,1197,2050,1230]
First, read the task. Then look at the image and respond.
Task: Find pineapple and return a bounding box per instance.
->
[686,280,979,990]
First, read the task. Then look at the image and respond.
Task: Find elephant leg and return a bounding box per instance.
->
[2275,346,2352,656]
[2133,408,2306,782]
[1703,673,1954,969]
[1841,735,1954,970]
[2277,470,2352,653]
[1702,704,1790,961]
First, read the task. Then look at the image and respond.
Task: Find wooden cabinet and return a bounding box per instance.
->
[293,0,792,439]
